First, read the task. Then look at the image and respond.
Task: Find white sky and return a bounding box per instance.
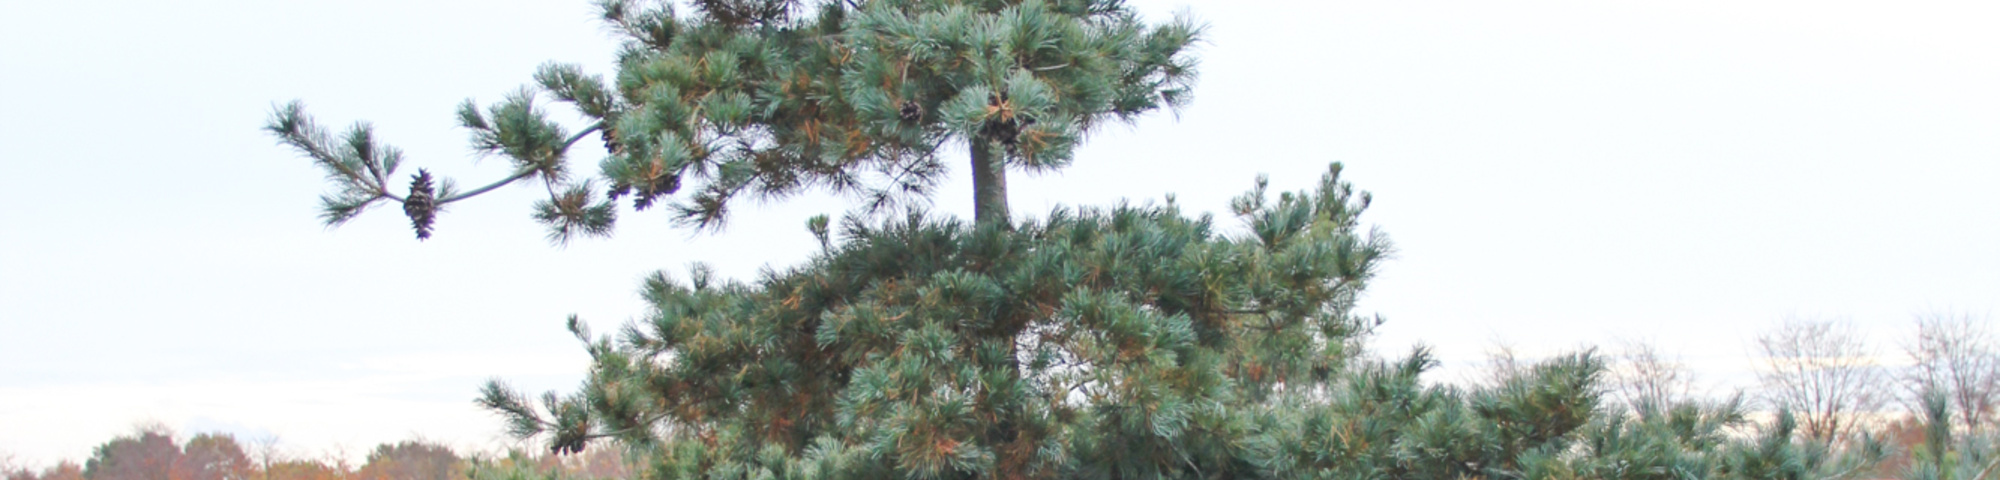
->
[3,0,1996,467]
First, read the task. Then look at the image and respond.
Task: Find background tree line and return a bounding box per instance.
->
[1572,311,1999,478]
[2,426,631,480]
[1600,312,2000,441]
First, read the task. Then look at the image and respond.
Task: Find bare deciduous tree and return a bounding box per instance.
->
[1903,311,2000,433]
[1467,340,1527,389]
[1613,338,1700,413]
[1754,317,1889,443]
[2,453,21,480]
[247,437,281,480]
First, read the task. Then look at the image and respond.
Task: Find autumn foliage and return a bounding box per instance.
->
[4,427,628,480]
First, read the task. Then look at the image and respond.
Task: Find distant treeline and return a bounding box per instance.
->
[2,427,628,480]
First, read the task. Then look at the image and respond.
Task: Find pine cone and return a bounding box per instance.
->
[632,173,681,210]
[601,127,619,154]
[550,427,587,455]
[982,116,1020,147]
[694,0,791,27]
[898,100,922,122]
[982,92,1022,146]
[403,169,438,240]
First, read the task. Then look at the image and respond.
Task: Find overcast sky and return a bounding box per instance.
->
[3,0,1996,467]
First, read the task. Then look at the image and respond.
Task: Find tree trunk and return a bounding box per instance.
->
[970,137,1010,225]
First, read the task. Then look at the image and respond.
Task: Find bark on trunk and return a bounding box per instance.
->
[970,137,1010,225]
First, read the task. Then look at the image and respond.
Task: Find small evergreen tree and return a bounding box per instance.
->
[1249,349,1614,479]
[1714,410,1888,480]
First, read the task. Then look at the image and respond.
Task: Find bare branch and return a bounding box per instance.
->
[1613,338,1699,414]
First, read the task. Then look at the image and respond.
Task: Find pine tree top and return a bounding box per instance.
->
[269,0,1200,241]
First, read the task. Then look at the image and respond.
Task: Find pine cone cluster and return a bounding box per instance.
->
[898,100,922,123]
[980,92,1036,150]
[403,169,438,240]
[694,0,793,27]
[608,172,681,210]
[550,427,587,455]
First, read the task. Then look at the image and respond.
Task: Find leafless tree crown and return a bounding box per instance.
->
[1468,340,1527,389]
[1903,311,2000,434]
[1754,317,1889,443]
[1613,338,1700,413]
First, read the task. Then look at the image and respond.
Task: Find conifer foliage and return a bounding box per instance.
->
[260,2,1947,479]
[479,165,1391,478]
[267,0,1200,241]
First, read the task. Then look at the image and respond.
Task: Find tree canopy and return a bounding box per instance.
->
[480,164,1394,478]
[471,167,1913,477]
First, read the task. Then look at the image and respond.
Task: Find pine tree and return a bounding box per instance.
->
[266,0,1200,241]
[264,2,1938,478]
